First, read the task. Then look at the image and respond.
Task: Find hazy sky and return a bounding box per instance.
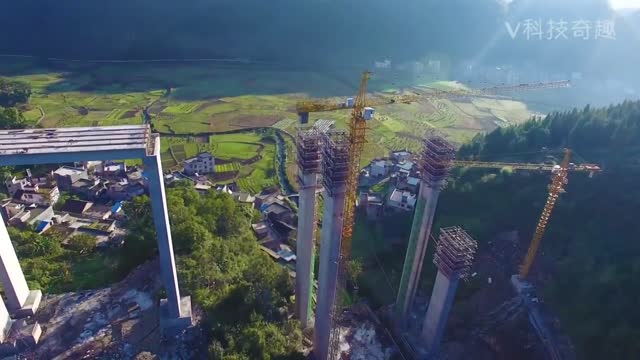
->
[609,0,640,9]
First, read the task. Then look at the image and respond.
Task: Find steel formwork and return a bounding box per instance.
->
[434,227,478,280]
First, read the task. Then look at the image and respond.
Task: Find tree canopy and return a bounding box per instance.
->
[0,78,31,107]
[0,106,26,129]
[123,186,303,359]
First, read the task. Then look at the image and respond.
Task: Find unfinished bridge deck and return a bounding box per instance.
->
[0,125,154,165]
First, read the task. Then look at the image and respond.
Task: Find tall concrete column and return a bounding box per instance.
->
[394,184,440,325]
[394,133,455,329]
[420,227,477,357]
[295,172,319,329]
[0,294,13,343]
[421,270,459,354]
[0,215,41,317]
[314,189,346,360]
[144,134,192,334]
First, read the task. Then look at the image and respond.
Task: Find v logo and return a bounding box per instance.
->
[505,22,520,39]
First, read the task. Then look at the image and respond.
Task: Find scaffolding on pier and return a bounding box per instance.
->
[297,129,322,176]
[421,132,456,188]
[434,227,478,280]
[321,131,350,195]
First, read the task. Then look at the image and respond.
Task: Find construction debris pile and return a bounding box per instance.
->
[334,305,396,360]
[23,261,205,359]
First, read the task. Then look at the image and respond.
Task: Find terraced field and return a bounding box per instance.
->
[215,162,241,172]
[2,58,539,193]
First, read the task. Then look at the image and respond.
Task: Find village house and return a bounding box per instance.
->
[18,183,59,207]
[71,178,106,200]
[184,152,215,176]
[397,176,421,193]
[5,176,28,198]
[370,160,390,177]
[5,173,60,206]
[60,199,113,220]
[233,192,256,208]
[387,188,417,212]
[251,221,270,240]
[0,200,54,228]
[105,180,145,201]
[264,201,294,224]
[395,160,416,178]
[53,166,89,191]
[194,182,212,194]
[60,199,93,216]
[97,161,127,176]
[391,150,412,163]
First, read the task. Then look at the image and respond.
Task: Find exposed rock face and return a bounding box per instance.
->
[21,260,207,359]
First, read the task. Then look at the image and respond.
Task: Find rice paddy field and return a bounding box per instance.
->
[0,57,538,194]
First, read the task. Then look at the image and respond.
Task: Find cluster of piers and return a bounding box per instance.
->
[295,129,478,359]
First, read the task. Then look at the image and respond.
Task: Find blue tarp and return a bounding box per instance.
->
[35,220,50,233]
[111,201,123,213]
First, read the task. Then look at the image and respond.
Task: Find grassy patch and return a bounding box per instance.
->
[214,142,262,160]
[369,181,390,194]
[209,133,264,160]
[23,107,42,123]
[68,252,120,290]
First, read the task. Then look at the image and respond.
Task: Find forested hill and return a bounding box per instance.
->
[436,100,640,359]
[459,100,640,167]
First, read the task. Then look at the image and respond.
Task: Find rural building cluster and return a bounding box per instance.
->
[360,150,427,215]
[1,163,140,245]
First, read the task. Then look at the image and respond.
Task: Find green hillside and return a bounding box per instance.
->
[438,100,640,359]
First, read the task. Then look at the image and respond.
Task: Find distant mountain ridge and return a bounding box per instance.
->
[1,0,637,75]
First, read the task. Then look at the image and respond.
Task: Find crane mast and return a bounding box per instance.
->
[341,71,371,244]
[327,71,371,359]
[519,149,572,279]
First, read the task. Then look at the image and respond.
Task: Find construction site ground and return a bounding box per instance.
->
[20,260,207,360]
[333,303,397,360]
[435,230,547,360]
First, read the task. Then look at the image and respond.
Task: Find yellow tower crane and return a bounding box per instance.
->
[327,71,371,360]
[519,149,572,279]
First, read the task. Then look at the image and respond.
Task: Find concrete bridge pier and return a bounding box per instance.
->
[0,217,41,318]
[144,134,193,335]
